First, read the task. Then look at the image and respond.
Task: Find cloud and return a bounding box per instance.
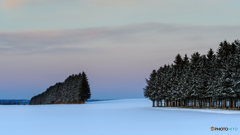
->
[1,23,240,55]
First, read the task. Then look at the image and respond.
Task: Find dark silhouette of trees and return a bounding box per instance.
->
[30,71,91,105]
[80,72,91,103]
[144,40,240,110]
[144,70,157,107]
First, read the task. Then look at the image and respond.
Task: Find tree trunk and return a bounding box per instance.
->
[200,98,201,108]
[193,97,194,107]
[229,98,231,109]
[223,98,226,108]
[217,98,218,107]
[221,98,224,108]
[152,100,155,107]
[210,97,212,108]
[238,98,240,110]
[234,98,236,108]
[204,98,205,108]
[192,98,194,107]
[197,97,198,107]
[236,98,237,108]
[219,98,221,108]
[222,98,224,108]
[194,97,196,107]
[189,98,191,107]
[157,100,159,107]
[184,99,185,107]
[184,98,188,108]
[212,98,215,108]
[220,98,221,108]
[187,98,188,108]
[181,99,182,107]
[199,99,201,108]
[224,98,226,108]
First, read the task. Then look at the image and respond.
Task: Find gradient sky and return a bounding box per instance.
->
[1,0,240,99]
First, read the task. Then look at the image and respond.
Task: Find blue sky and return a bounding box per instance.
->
[1,0,240,99]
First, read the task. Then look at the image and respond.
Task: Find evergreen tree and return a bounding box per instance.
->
[155,67,165,106]
[144,69,157,107]
[205,49,218,107]
[217,40,231,62]
[179,54,190,106]
[79,71,91,103]
[207,48,214,60]
[197,55,210,107]
[143,39,240,110]
[189,52,201,106]
[174,54,183,69]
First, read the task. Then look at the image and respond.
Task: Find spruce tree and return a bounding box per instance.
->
[143,39,240,109]
[156,67,165,106]
[143,70,157,107]
[79,71,91,103]
[207,48,214,60]
[206,49,218,107]
[174,54,183,69]
[189,52,201,107]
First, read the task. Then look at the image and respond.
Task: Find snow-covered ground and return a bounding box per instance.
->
[0,98,239,135]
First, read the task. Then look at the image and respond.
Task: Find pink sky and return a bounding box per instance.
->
[1,23,240,99]
[1,0,240,99]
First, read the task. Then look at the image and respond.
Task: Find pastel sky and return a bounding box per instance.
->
[1,0,240,99]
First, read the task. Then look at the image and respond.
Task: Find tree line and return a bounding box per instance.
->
[143,40,240,110]
[30,71,91,105]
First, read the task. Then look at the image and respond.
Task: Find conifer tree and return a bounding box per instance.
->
[143,39,240,110]
[144,70,157,107]
[174,54,183,69]
[156,67,165,106]
[79,71,91,103]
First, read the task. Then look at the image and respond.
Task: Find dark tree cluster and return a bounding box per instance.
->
[144,40,240,110]
[30,71,91,105]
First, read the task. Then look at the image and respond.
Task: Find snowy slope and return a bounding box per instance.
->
[0,98,239,135]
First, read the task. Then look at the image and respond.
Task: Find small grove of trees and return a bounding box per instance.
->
[144,40,240,110]
[30,71,91,105]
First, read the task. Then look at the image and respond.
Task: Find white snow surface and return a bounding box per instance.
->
[0,98,239,135]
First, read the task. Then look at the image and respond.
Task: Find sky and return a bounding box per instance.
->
[1,0,240,100]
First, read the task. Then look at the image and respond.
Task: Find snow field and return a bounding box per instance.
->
[0,98,239,135]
